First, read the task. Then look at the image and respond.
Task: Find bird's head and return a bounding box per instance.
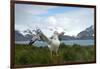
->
[54,31,59,35]
[54,31,64,36]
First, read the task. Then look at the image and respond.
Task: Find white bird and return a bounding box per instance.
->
[48,31,60,56]
[29,28,64,56]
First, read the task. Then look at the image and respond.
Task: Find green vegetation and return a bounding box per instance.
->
[14,43,95,66]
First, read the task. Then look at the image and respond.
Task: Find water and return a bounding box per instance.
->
[61,40,94,46]
[15,40,94,47]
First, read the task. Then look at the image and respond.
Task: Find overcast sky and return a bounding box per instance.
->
[15,4,94,37]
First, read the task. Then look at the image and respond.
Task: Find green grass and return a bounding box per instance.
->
[14,43,95,65]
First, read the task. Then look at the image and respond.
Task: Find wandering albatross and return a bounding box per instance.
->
[29,28,64,56]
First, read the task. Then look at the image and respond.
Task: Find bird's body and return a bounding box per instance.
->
[48,34,60,56]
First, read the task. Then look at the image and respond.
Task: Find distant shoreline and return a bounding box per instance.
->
[15,40,94,46]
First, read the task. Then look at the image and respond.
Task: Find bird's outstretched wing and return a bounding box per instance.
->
[58,32,65,41]
[36,29,51,44]
[29,35,40,45]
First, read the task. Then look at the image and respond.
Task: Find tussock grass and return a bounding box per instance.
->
[14,43,95,65]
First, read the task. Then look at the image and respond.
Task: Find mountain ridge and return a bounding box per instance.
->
[15,25,94,41]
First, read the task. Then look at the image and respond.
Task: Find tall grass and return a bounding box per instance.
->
[14,43,95,65]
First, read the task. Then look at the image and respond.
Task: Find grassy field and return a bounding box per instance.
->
[14,43,95,66]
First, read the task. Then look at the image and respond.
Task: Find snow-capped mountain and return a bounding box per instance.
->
[77,25,94,39]
[15,30,33,41]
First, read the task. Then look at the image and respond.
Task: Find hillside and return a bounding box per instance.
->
[77,25,94,40]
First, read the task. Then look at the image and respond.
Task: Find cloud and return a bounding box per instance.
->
[27,9,48,15]
[15,4,94,36]
[45,8,94,36]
